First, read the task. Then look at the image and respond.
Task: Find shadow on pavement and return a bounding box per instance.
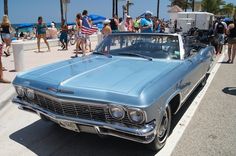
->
[10,120,156,156]
[222,87,236,96]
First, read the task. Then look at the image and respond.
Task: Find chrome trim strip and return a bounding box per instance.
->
[12,97,156,144]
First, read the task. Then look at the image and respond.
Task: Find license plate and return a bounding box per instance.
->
[59,121,80,132]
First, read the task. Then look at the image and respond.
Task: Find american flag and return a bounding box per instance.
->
[81,26,98,35]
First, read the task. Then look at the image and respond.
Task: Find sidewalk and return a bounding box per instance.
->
[0,43,84,108]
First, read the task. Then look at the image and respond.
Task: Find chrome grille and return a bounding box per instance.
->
[34,93,106,122]
[28,92,143,127]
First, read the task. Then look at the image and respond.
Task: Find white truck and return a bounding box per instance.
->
[177,12,214,33]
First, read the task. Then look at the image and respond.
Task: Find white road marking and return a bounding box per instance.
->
[156,50,226,156]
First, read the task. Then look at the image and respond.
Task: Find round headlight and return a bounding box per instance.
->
[109,106,125,120]
[15,86,25,97]
[26,89,35,100]
[128,109,145,124]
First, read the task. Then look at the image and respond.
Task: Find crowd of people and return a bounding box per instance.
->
[1,11,236,83]
[211,16,236,63]
[109,11,167,33]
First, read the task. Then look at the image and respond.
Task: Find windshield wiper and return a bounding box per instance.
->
[93,51,112,58]
[117,52,153,61]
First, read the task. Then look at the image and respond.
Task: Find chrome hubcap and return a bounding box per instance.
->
[158,109,169,142]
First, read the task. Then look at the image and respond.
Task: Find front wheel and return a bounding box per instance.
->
[148,105,171,151]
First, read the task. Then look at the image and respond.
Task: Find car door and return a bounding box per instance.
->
[180,50,203,100]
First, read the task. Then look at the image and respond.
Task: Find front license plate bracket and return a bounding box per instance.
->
[59,121,80,132]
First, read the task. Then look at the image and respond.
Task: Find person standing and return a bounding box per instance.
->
[153,16,161,33]
[214,18,227,55]
[125,16,134,32]
[82,10,92,52]
[110,15,119,32]
[101,19,112,53]
[36,16,50,52]
[102,19,112,38]
[0,15,12,57]
[226,17,236,64]
[47,22,58,39]
[74,13,85,57]
[140,11,153,33]
[0,42,10,83]
[133,17,141,33]
[59,19,68,50]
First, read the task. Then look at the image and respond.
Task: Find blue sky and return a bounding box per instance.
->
[0,0,235,24]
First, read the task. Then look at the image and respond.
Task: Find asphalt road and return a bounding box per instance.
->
[172,54,236,156]
[0,52,235,156]
[0,85,205,156]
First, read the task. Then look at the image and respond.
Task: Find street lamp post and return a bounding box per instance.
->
[185,0,188,12]
[115,0,118,16]
[62,0,70,23]
[60,0,64,21]
[112,0,118,17]
[4,0,8,15]
[192,0,195,12]
[157,0,160,19]
[112,0,115,16]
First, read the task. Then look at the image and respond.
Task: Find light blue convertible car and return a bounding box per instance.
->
[12,33,214,151]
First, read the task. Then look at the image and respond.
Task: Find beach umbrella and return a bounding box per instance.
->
[88,14,106,26]
[15,23,34,30]
[223,18,233,22]
[88,14,106,21]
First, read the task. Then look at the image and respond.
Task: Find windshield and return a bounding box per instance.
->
[95,33,180,60]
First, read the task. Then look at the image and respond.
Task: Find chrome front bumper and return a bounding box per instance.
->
[12,97,156,144]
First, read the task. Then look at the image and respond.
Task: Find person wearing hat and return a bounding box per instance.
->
[101,19,112,53]
[102,19,112,38]
[140,11,153,33]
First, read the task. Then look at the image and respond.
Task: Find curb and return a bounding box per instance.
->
[0,85,16,110]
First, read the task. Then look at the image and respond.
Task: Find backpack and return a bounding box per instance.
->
[216,22,225,34]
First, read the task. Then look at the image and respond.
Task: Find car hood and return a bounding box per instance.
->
[15,55,181,102]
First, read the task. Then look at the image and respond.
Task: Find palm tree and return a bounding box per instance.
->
[169,0,191,11]
[4,0,8,15]
[60,0,64,22]
[220,3,235,17]
[201,0,225,14]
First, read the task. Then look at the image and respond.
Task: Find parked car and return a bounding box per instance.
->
[12,33,214,151]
